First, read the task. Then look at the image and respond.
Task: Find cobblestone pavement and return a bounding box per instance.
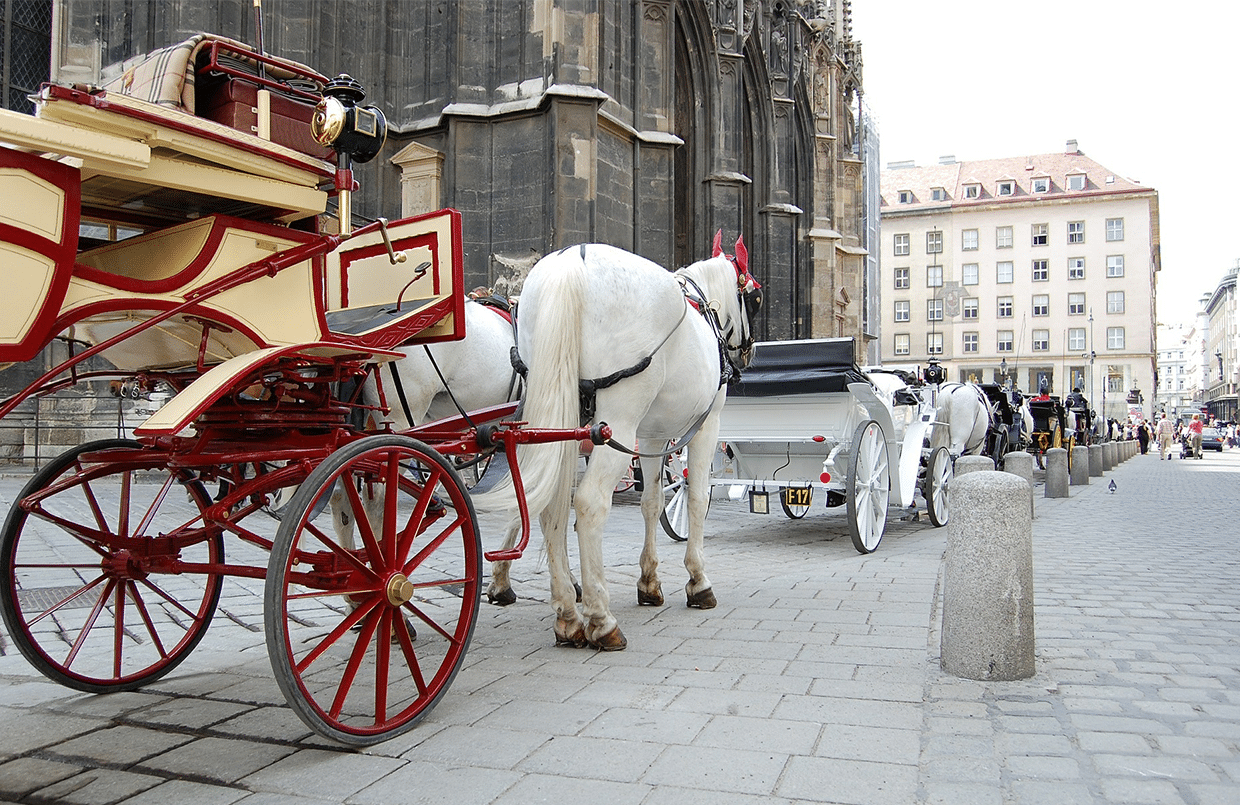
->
[0,445,1237,804]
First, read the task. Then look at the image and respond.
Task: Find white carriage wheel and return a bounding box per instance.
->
[923,446,952,528]
[846,420,890,554]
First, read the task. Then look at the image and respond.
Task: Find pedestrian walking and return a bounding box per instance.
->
[1189,413,1204,459]
[1156,414,1175,459]
[1137,420,1150,454]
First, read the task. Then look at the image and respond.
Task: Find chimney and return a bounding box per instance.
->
[886,159,916,170]
[1066,139,1079,154]
[938,155,956,165]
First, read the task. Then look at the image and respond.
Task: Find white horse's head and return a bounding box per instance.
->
[678,231,763,374]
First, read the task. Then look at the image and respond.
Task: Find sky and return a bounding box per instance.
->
[851,0,1238,326]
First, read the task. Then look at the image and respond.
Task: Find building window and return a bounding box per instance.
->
[1067,221,1085,244]
[894,300,910,322]
[996,226,1013,248]
[998,330,1014,352]
[997,296,1013,318]
[927,265,943,287]
[927,299,944,321]
[997,180,1014,196]
[1106,217,1124,241]
[1032,294,1049,316]
[1031,177,1050,194]
[1107,327,1125,349]
[963,298,979,320]
[894,267,910,289]
[1068,328,1086,351]
[1107,369,1124,393]
[1107,290,1125,313]
[898,190,914,204]
[1068,292,1086,315]
[964,183,980,199]
[962,229,979,250]
[1032,259,1049,281]
[1031,223,1048,246]
[931,187,947,201]
[894,333,910,355]
[963,332,979,353]
[997,261,1014,283]
[927,231,943,254]
[1107,255,1125,277]
[1032,329,1050,351]
[962,263,979,285]
[1067,173,1086,190]
[1068,257,1085,280]
[927,332,944,355]
[893,233,910,256]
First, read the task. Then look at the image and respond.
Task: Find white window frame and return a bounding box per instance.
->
[927,299,944,321]
[927,332,944,355]
[898,190,913,204]
[996,226,1013,248]
[894,333,910,356]
[893,233,910,256]
[1032,329,1050,351]
[927,265,943,287]
[964,183,980,199]
[1107,255,1125,277]
[963,298,979,320]
[1067,221,1085,244]
[1031,223,1048,246]
[931,187,947,201]
[998,330,1014,352]
[894,267,910,289]
[997,296,1013,318]
[997,261,1014,283]
[1106,217,1124,241]
[1032,294,1049,317]
[1107,290,1125,314]
[1068,328,1086,352]
[1031,177,1050,193]
[1068,292,1086,315]
[1032,259,1049,282]
[963,332,979,353]
[997,180,1014,196]
[1068,257,1085,280]
[962,229,979,251]
[926,230,943,254]
[894,300,910,322]
[962,263,979,285]
[1067,173,1086,190]
[1107,327,1125,350]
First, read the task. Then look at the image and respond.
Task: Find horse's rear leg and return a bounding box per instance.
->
[573,446,629,650]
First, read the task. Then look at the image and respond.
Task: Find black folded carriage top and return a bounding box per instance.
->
[731,337,870,397]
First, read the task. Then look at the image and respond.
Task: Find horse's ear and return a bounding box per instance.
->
[712,229,723,258]
[734,235,749,276]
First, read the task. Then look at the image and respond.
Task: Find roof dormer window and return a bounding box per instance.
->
[963,183,981,199]
[997,180,1015,196]
[898,190,914,204]
[1067,172,1086,191]
[1031,176,1050,193]
[931,187,947,201]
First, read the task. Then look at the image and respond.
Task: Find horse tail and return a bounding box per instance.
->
[470,256,586,519]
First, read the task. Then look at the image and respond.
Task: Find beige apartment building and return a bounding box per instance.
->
[879,142,1160,422]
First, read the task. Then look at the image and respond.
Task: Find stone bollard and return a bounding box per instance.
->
[955,455,994,475]
[941,472,1036,681]
[1088,445,1104,477]
[1044,447,1069,498]
[1102,442,1113,472]
[1108,441,1119,468]
[1001,450,1035,518]
[1070,445,1090,485]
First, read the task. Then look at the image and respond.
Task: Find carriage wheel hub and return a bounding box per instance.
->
[386,574,415,606]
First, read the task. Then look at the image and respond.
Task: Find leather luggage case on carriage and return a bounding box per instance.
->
[197,75,330,159]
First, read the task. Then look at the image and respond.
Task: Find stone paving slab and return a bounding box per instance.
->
[0,446,1237,803]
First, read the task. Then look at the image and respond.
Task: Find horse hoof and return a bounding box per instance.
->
[686,588,717,609]
[589,626,627,651]
[637,587,664,606]
[574,582,583,604]
[487,587,517,606]
[554,618,588,648]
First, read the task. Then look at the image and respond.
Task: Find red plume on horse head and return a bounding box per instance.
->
[712,229,757,288]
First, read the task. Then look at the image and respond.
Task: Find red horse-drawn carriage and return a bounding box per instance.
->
[0,36,595,745]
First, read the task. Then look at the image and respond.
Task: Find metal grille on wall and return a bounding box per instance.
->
[2,0,52,114]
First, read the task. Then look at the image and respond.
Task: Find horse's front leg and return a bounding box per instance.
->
[574,445,629,650]
[636,448,666,606]
[683,421,720,609]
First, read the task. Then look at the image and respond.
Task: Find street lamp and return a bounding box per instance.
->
[999,357,1008,389]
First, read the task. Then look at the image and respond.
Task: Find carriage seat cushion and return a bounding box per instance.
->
[731,338,868,398]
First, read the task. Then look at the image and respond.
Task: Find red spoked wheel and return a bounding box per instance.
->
[264,435,481,746]
[0,439,222,692]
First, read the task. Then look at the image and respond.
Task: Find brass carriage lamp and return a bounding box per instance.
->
[311,74,388,235]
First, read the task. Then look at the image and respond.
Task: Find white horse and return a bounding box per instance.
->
[934,382,993,458]
[364,298,519,428]
[475,235,761,650]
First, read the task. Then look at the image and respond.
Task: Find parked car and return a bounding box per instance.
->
[1201,427,1224,452]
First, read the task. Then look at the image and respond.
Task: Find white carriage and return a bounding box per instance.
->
[661,338,952,553]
